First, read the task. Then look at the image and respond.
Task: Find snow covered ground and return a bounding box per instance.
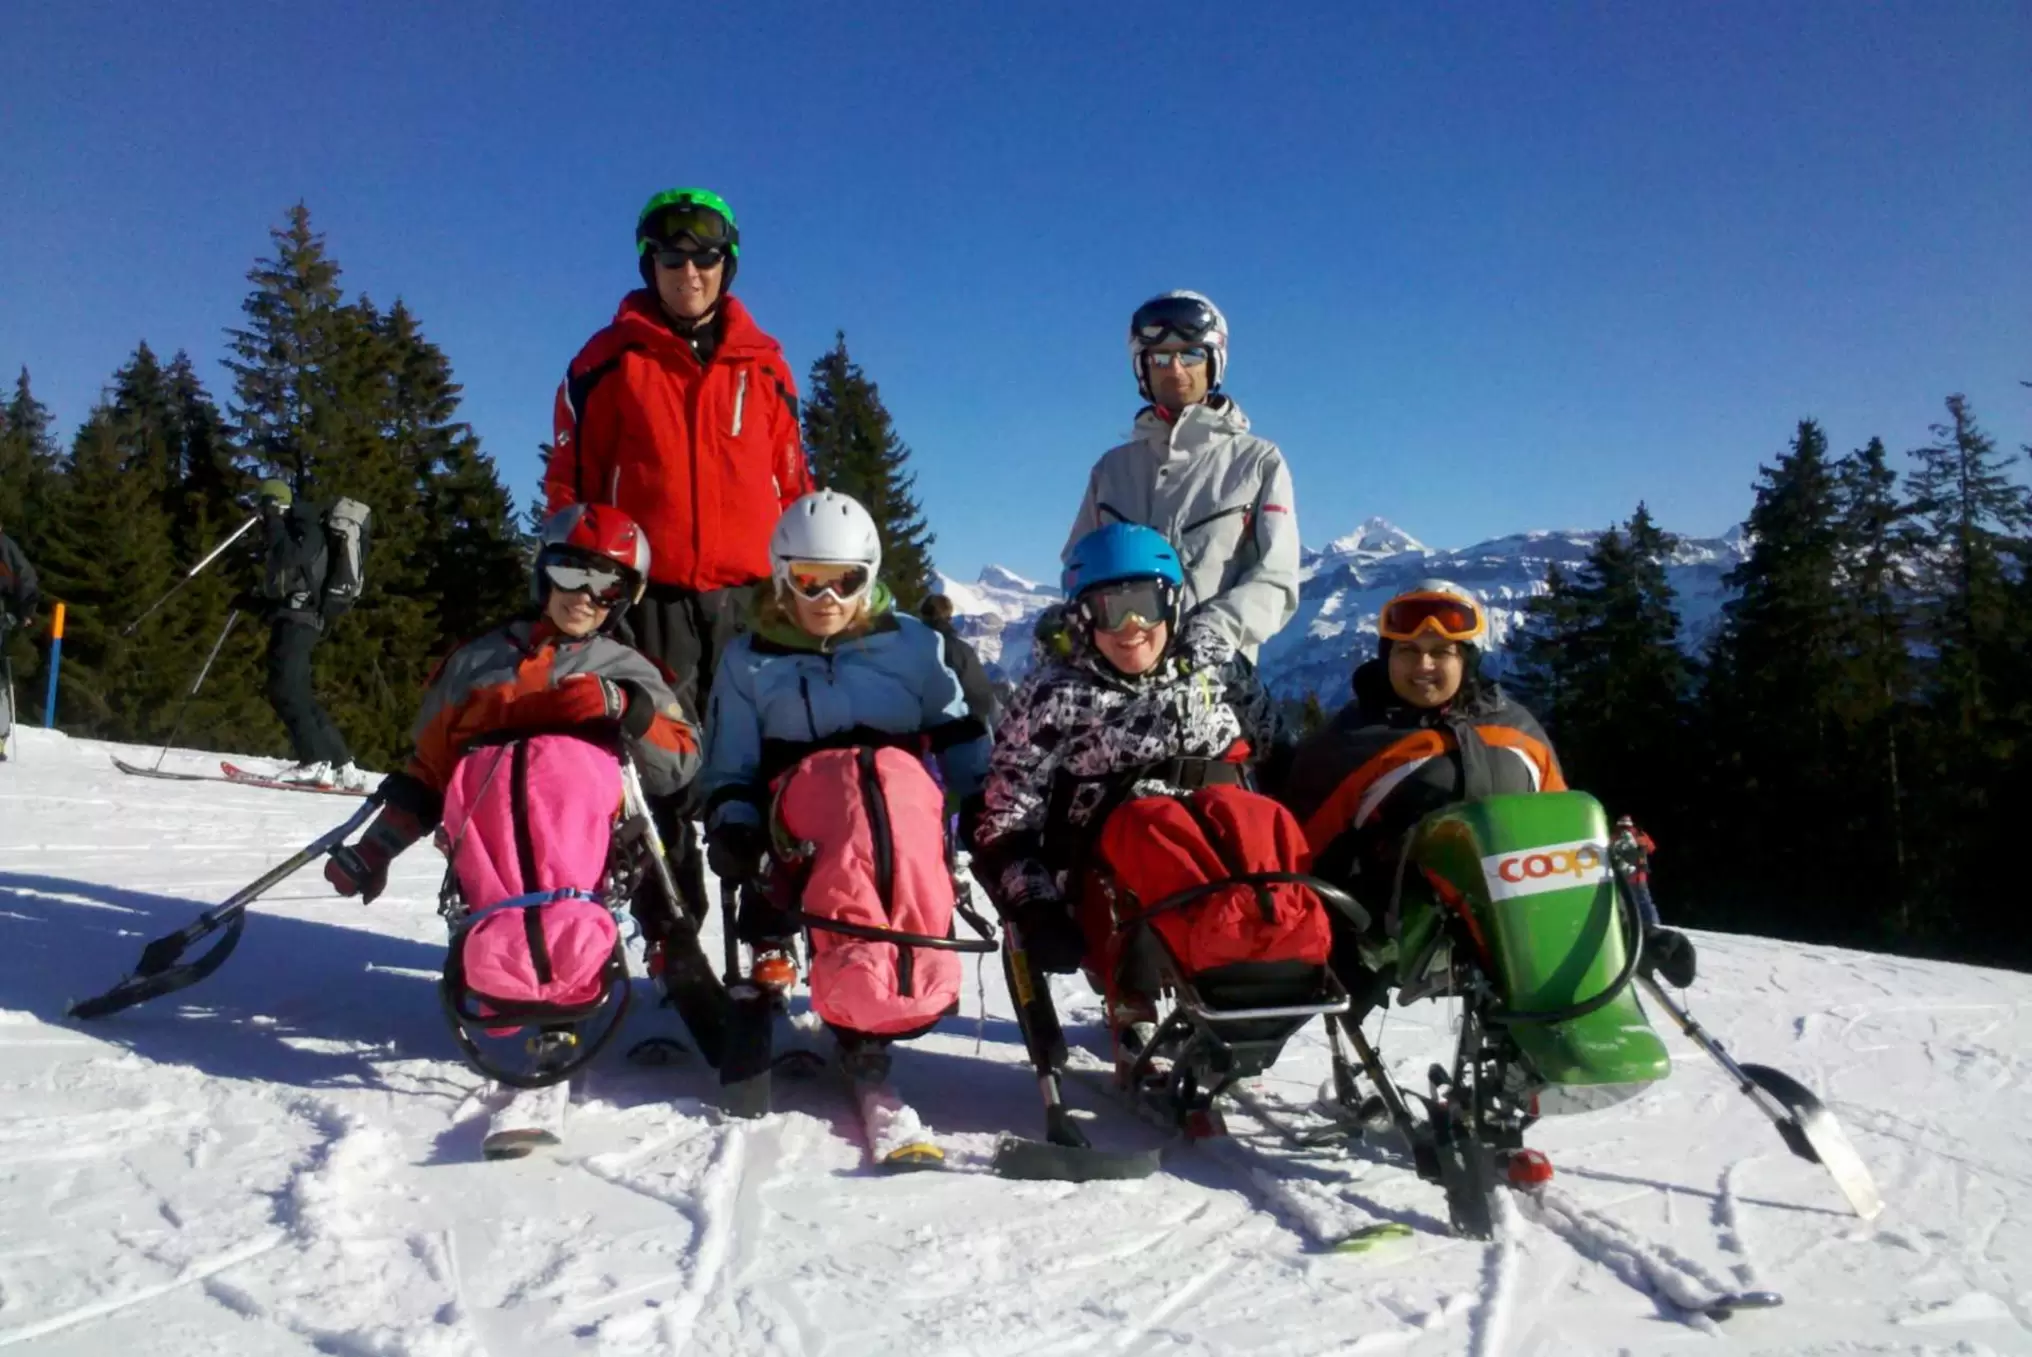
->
[3,726,2030,1355]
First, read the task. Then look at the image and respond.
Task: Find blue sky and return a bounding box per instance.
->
[2,1,2027,583]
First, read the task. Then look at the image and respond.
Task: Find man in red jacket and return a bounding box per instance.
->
[548,187,811,714]
[547,186,812,929]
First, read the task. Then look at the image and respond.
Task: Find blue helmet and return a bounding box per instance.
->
[1061,523,1184,597]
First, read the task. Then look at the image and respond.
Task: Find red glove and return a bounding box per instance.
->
[324,806,425,904]
[501,673,628,734]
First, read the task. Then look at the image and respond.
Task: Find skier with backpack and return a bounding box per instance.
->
[321,505,707,1149]
[971,523,1333,1109]
[232,479,371,790]
[698,490,991,1162]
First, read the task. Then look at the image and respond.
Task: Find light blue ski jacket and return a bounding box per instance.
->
[702,591,991,832]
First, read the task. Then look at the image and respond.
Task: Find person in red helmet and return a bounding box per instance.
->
[323,505,700,909]
[545,187,813,927]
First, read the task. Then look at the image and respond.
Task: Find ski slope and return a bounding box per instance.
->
[2,726,2029,1355]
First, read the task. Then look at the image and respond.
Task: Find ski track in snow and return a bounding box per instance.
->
[6,728,2032,1353]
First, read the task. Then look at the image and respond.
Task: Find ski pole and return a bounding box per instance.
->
[123,514,260,637]
[152,610,240,771]
[68,793,382,1020]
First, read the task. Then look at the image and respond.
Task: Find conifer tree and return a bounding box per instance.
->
[224,204,346,490]
[1507,506,1690,855]
[1698,421,1868,940]
[802,334,937,611]
[0,368,61,545]
[1830,437,1915,928]
[376,300,526,647]
[1900,395,2028,736]
[29,408,185,737]
[1897,395,2032,960]
[0,369,62,720]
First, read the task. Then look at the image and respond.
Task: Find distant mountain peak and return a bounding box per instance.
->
[978,564,1047,592]
[1320,516,1428,559]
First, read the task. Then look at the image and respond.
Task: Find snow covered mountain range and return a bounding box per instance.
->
[937,515,1749,702]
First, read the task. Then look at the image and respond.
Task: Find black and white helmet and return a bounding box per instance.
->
[1127,290,1230,399]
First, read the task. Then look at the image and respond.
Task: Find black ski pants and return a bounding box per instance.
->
[265,616,350,765]
[623,581,758,935]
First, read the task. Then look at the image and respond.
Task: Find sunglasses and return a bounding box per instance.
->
[1145,347,1209,370]
[651,244,728,272]
[784,561,873,603]
[1078,578,1175,633]
[1131,294,1220,346]
[1378,593,1484,643]
[544,561,629,606]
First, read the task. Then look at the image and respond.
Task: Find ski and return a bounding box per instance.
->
[110,757,218,783]
[220,761,373,796]
[481,1080,571,1160]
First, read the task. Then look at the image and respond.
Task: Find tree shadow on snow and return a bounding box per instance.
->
[0,870,465,1094]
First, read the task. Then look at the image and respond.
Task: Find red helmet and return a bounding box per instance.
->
[533,504,652,613]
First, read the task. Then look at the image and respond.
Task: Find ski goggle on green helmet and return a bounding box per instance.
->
[635,188,740,257]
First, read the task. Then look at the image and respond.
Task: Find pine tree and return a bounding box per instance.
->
[1897,394,2032,962]
[224,204,347,490]
[0,368,61,545]
[1900,394,2028,736]
[801,334,937,611]
[1695,422,1856,935]
[29,407,185,738]
[0,369,62,719]
[1829,437,1916,932]
[376,300,526,647]
[1507,507,1691,880]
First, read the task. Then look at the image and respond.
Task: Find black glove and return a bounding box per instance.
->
[957,794,988,853]
[1007,896,1086,974]
[229,590,264,613]
[706,821,769,885]
[1643,927,1697,988]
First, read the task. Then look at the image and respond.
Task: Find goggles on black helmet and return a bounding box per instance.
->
[1077,578,1176,634]
[640,202,734,252]
[1131,294,1221,347]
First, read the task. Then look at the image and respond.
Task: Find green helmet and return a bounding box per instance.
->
[635,188,739,257]
[635,187,740,293]
[257,478,292,507]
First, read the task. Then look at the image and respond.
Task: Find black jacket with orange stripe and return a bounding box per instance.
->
[1273,659,1563,912]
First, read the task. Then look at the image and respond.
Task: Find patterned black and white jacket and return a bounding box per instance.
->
[971,622,1275,907]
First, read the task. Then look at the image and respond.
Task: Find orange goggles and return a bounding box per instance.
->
[1378,592,1485,643]
[784,561,873,603]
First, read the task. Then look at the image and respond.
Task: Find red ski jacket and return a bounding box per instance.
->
[547,292,812,593]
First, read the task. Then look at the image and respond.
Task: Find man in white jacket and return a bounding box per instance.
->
[1063,291,1300,663]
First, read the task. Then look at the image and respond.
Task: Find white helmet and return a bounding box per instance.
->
[770,490,882,598]
[1127,290,1230,399]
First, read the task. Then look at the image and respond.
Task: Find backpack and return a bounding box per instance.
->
[437,735,632,1084]
[319,498,372,619]
[772,747,963,1038]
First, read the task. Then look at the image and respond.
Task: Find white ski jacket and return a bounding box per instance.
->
[1064,396,1300,660]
